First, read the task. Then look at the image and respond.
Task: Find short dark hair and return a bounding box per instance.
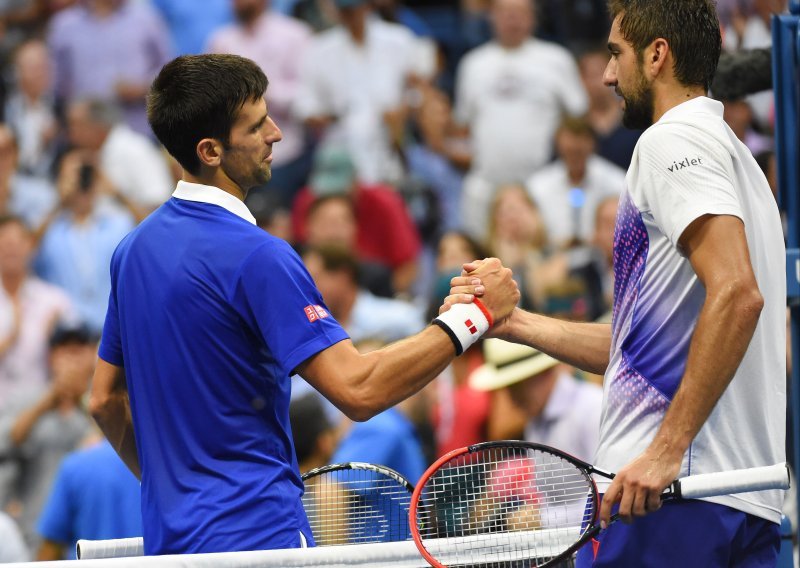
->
[607,0,721,90]
[49,322,96,348]
[147,54,269,175]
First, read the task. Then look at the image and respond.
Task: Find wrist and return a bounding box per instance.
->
[649,434,688,464]
[433,299,493,356]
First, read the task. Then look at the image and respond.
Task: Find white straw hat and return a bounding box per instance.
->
[469,339,560,391]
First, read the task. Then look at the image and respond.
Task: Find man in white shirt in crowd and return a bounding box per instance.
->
[293,0,433,185]
[453,0,587,239]
[65,99,173,217]
[526,116,624,248]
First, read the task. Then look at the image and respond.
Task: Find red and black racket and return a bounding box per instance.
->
[409,441,789,568]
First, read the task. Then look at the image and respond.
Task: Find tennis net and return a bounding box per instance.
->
[14,528,579,567]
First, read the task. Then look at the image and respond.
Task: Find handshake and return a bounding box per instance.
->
[432,258,521,355]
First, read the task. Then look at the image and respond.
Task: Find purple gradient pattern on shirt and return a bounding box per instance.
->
[611,191,649,337]
[607,355,670,419]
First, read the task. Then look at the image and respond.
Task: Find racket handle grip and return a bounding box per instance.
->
[673,463,790,500]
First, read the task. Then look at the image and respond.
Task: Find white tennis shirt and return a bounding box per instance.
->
[595,97,786,523]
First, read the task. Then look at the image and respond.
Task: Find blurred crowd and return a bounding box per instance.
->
[0,0,787,561]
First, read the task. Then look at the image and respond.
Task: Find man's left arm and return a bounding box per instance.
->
[88,360,141,480]
[600,213,764,526]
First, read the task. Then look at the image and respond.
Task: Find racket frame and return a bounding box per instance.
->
[409,440,610,568]
[301,462,415,546]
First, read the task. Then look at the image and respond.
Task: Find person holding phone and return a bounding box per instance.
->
[33,152,136,335]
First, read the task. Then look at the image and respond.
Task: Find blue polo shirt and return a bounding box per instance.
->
[37,440,142,560]
[98,181,349,555]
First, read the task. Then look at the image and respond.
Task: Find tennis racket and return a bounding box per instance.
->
[301,462,415,546]
[409,440,790,568]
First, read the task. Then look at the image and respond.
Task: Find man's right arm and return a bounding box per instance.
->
[446,261,612,375]
[494,309,612,375]
[297,258,520,421]
[88,359,140,479]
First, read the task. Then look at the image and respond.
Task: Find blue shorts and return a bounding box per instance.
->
[575,497,780,568]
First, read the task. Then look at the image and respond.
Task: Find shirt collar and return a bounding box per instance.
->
[172,180,256,225]
[658,96,723,123]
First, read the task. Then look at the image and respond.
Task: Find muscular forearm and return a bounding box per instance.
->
[303,327,456,422]
[90,391,141,479]
[499,309,612,375]
[650,284,763,459]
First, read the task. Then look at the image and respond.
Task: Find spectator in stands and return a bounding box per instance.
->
[454,0,588,239]
[150,0,232,55]
[301,244,424,345]
[293,0,433,185]
[0,216,77,404]
[34,151,135,334]
[723,0,784,52]
[404,83,467,234]
[487,184,605,320]
[47,0,172,136]
[207,0,313,211]
[304,195,393,297]
[578,47,640,170]
[0,125,57,230]
[0,323,95,551]
[526,116,625,248]
[36,431,143,560]
[470,338,603,463]
[65,99,173,217]
[292,146,422,295]
[4,39,58,179]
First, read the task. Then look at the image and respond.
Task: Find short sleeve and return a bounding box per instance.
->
[634,124,743,249]
[98,248,123,366]
[234,240,349,376]
[37,460,74,545]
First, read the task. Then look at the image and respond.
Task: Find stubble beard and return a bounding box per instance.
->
[621,69,655,130]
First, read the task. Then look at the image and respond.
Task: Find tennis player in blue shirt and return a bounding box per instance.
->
[88,54,520,556]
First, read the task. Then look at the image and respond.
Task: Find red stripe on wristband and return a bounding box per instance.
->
[473,298,494,328]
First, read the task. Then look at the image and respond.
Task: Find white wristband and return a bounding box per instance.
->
[433,299,493,356]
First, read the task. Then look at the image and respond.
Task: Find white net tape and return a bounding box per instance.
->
[8,527,578,568]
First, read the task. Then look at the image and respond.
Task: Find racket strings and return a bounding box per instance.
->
[415,447,595,567]
[302,468,413,546]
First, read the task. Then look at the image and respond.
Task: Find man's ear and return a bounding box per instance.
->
[646,37,671,79]
[196,138,223,168]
